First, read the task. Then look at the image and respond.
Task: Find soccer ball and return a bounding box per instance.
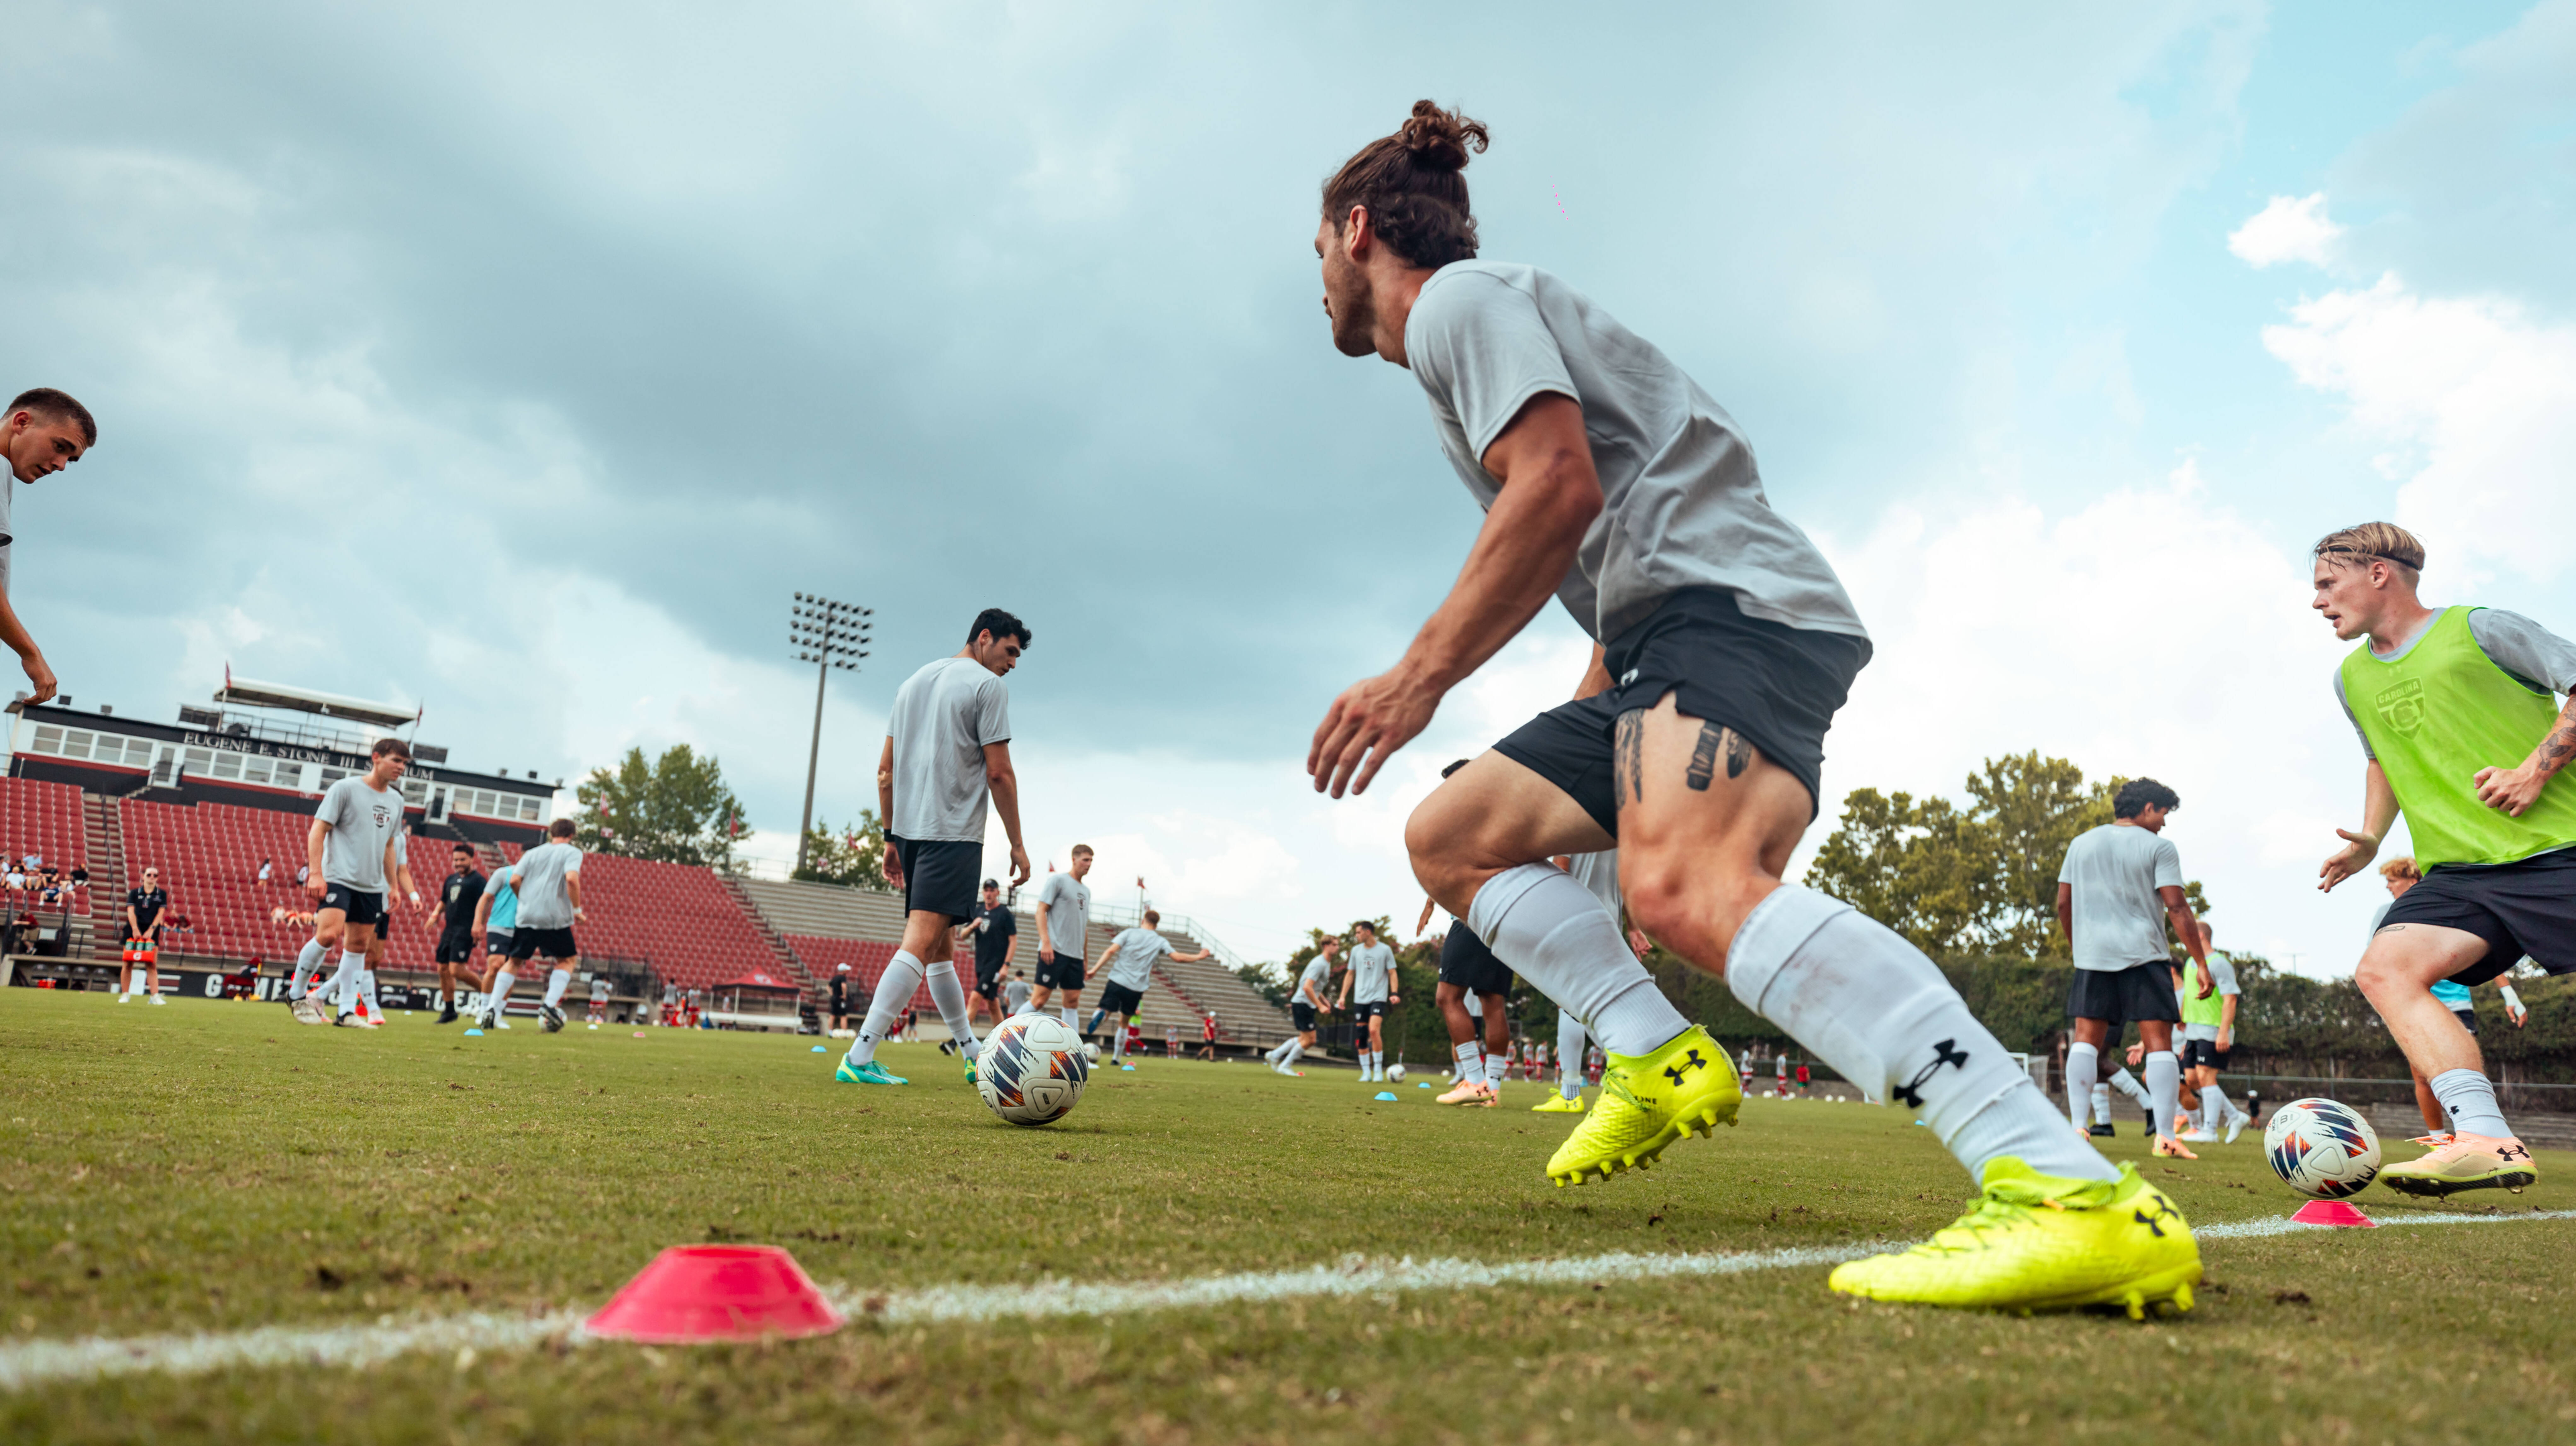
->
[1387,1063,1405,1083]
[1083,1042,1102,1062]
[977,1014,1091,1127]
[2263,1097,2381,1198]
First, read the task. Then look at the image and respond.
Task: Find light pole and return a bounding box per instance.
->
[790,593,872,875]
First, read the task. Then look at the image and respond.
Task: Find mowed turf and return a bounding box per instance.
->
[5,988,2575,1445]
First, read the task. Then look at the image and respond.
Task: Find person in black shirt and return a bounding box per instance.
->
[119,866,170,1005]
[959,878,1016,1027]
[433,844,486,1025]
[826,963,854,1035]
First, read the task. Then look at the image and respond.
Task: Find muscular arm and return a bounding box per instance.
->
[305,819,329,899]
[0,590,54,705]
[1308,394,1604,796]
[2159,885,2209,976]
[984,741,1029,886]
[1415,896,1436,937]
[566,870,582,914]
[875,736,903,888]
[2477,690,2576,816]
[2055,882,2073,945]
[2320,760,2402,891]
[2218,991,2237,1048]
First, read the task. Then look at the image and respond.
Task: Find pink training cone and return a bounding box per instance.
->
[2290,1199,2377,1228]
[585,1245,845,1343]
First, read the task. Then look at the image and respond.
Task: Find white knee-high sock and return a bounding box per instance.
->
[2063,1043,2099,1130]
[323,949,365,1014]
[2108,1067,2151,1106]
[1108,1019,1128,1060]
[2430,1068,2512,1138]
[1452,1039,1482,1083]
[1061,1005,1079,1033]
[849,951,926,1066]
[292,940,327,994]
[1467,864,1687,1057]
[1283,1040,1303,1069]
[2090,1082,2112,1125]
[1729,886,2116,1183]
[922,958,979,1059]
[542,968,570,1009]
[1265,1037,1292,1065]
[360,970,382,1019]
[2210,1086,2247,1124]
[1558,1010,1587,1099]
[2143,1050,2182,1143]
[486,970,516,1017]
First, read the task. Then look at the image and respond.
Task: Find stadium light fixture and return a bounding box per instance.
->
[788,592,873,874]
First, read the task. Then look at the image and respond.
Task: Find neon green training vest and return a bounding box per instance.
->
[2339,605,2576,868]
[2180,951,2230,1029]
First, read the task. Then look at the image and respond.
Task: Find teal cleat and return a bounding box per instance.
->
[835,1056,909,1085]
[961,1053,978,1084]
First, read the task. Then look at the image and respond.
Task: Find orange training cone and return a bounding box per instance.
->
[584,1245,845,1343]
[2290,1198,2376,1227]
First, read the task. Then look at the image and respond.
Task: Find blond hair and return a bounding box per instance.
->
[2377,855,2420,881]
[2314,522,2424,584]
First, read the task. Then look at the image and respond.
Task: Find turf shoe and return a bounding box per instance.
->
[2151,1135,2198,1160]
[1532,1094,1587,1114]
[960,1051,978,1084]
[1543,1025,1739,1187]
[1827,1158,2202,1316]
[2088,1122,2115,1137]
[2222,1113,2247,1145]
[2377,1132,2537,1198]
[834,1056,909,1086]
[1436,1080,1493,1106]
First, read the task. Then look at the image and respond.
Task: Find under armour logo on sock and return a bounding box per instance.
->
[1664,1049,1707,1086]
[1890,1039,1970,1108]
[2132,1196,2181,1237]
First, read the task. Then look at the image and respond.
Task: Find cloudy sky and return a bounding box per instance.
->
[5,1,2571,971]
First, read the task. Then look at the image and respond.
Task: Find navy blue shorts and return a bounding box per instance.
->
[888,834,981,923]
[2379,847,2576,984]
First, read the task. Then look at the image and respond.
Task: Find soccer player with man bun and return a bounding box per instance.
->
[1304,100,2194,1312]
[2314,523,2574,1194]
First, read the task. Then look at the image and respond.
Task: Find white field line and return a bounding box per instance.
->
[6,1210,2574,1392]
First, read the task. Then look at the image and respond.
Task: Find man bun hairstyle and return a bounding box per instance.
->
[1322,100,1491,270]
[2313,522,2424,585]
[2112,777,2180,819]
[969,607,1031,649]
[7,387,97,445]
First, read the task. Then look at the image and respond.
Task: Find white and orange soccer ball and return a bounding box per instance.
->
[2263,1097,2381,1198]
[976,1014,1091,1127]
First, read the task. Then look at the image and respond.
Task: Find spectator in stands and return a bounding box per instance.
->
[117,866,169,1005]
[0,386,99,707]
[295,862,310,888]
[258,858,274,886]
[827,963,854,1036]
[4,862,22,892]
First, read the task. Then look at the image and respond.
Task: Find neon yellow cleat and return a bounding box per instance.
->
[1544,1026,1739,1186]
[1829,1159,2201,1316]
[2378,1133,2538,1198]
[1532,1093,1587,1114]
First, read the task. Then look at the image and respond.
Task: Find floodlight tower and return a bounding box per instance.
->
[790,593,873,874]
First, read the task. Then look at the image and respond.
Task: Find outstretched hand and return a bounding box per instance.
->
[2316,828,2378,892]
[1308,667,1441,798]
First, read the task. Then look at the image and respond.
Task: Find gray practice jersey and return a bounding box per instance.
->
[2334,608,2576,758]
[885,656,1012,843]
[315,777,407,891]
[1003,975,1033,1013]
[1296,956,1335,1009]
[513,840,584,929]
[1405,262,1867,646]
[1035,871,1090,958]
[588,974,611,1002]
[1347,940,1395,1003]
[1568,849,1620,917]
[2056,823,2185,972]
[1103,926,1171,991]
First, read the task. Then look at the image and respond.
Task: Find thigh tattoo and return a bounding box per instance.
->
[1615,710,1646,809]
[1684,721,1752,791]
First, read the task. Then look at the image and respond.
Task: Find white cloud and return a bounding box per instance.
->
[2228,192,2345,269]
[2259,274,2576,581]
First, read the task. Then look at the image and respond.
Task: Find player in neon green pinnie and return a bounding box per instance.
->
[2314,522,2575,1196]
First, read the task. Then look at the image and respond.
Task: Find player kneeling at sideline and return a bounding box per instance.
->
[498,819,587,1031]
[1264,938,1338,1076]
[1306,102,2192,1312]
[1093,910,1214,1067]
[468,856,521,1029]
[291,738,419,1027]
[839,610,1033,1086]
[1337,920,1401,1082]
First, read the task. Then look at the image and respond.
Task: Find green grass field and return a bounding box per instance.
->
[5,988,2575,1445]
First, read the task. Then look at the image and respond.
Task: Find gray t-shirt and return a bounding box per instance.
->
[1347,940,1395,1003]
[1295,956,1335,1009]
[588,974,611,1001]
[0,473,15,597]
[1568,849,1620,917]
[2056,823,2185,972]
[1104,926,1172,991]
[513,840,584,929]
[1003,975,1032,1013]
[2333,607,2576,759]
[314,778,406,891]
[1405,262,1868,645]
[885,656,1012,843]
[1034,871,1090,960]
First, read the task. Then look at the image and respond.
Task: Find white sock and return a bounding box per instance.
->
[1265,1038,1292,1065]
[1467,864,1687,1057]
[848,950,926,1067]
[1733,886,2115,1184]
[1283,1040,1303,1070]
[486,971,517,1019]
[1558,1010,1587,1099]
[323,949,364,1015]
[2108,1067,2151,1106]
[292,939,327,995]
[2430,1068,2512,1138]
[2063,1043,2098,1130]
[2211,1087,2247,1124]
[1062,1005,1080,1033]
[2143,1050,2181,1143]
[543,969,570,1009]
[361,970,382,1019]
[1109,1020,1128,1060]
[1484,1049,1508,1090]
[923,958,979,1060]
[2090,1082,2111,1126]
[1453,1039,1483,1085]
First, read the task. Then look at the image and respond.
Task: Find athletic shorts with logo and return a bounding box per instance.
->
[1438,920,1515,998]
[888,833,981,923]
[1291,1002,1317,1031]
[1097,981,1147,1017]
[485,929,515,954]
[510,927,580,961]
[321,884,385,927]
[1034,951,1084,992]
[2453,1007,2479,1035]
[973,964,1002,1000]
[2067,960,2180,1026]
[1491,588,1869,833]
[2379,846,2576,984]
[1347,999,1387,1023]
[435,924,478,964]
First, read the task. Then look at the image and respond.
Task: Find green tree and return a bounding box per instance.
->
[574,745,746,868]
[792,811,888,890]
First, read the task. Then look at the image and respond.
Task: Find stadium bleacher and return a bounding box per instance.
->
[566,852,790,994]
[115,798,445,971]
[0,776,91,878]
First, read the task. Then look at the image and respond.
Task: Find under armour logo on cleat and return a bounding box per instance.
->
[1890,1039,1969,1109]
[2500,1143,2532,1163]
[1664,1049,1707,1086]
[2132,1196,2182,1237]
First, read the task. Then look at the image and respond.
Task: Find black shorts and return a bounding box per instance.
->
[2379,847,2576,985]
[1097,980,1147,1017]
[321,884,384,927]
[1291,1002,1317,1032]
[2182,1039,2231,1070]
[2454,1006,2479,1036]
[509,926,579,961]
[888,833,981,923]
[486,929,515,955]
[1348,999,1387,1023]
[973,970,1001,1001]
[2068,961,2180,1026]
[1438,921,1516,998]
[1491,588,1870,835]
[1034,951,1085,992]
[436,925,478,964]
